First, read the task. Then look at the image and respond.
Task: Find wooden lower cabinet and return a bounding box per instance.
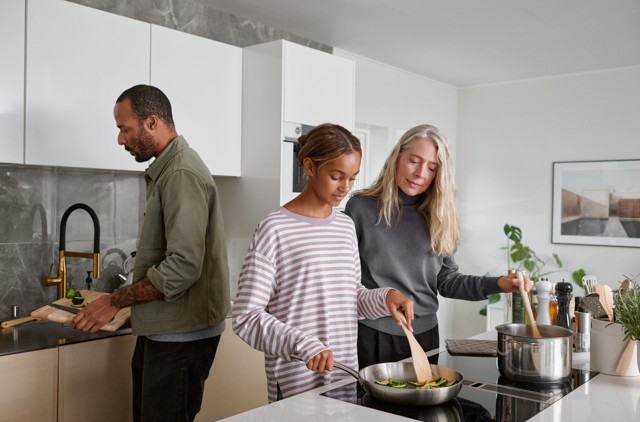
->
[0,348,58,422]
[58,335,136,422]
[196,318,268,421]
[0,323,265,422]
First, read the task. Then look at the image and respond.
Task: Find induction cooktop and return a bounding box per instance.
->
[321,349,596,422]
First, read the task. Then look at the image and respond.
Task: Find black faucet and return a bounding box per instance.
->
[45,203,101,299]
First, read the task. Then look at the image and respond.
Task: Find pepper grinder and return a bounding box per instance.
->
[536,279,552,325]
[556,281,573,330]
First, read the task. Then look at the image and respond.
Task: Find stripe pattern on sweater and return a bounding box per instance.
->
[232,208,390,402]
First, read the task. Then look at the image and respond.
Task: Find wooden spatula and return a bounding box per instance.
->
[398,313,433,383]
[615,339,636,375]
[595,284,614,322]
[516,271,542,338]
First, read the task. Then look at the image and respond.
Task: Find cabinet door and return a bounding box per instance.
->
[151,25,242,176]
[196,319,267,421]
[283,41,355,130]
[0,0,25,164]
[58,335,136,422]
[0,348,58,422]
[25,0,150,171]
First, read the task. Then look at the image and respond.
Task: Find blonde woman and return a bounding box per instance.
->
[344,124,531,368]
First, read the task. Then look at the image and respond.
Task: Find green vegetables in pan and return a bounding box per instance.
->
[375,377,456,389]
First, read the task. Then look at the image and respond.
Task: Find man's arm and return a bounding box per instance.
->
[71,278,163,333]
[110,277,164,308]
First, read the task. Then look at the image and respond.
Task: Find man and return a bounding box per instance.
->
[72,84,230,422]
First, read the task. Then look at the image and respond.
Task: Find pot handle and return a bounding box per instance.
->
[290,353,361,381]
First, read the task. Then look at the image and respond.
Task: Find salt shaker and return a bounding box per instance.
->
[536,279,553,325]
[556,281,573,330]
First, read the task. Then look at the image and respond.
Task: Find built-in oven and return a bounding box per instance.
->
[281,121,313,205]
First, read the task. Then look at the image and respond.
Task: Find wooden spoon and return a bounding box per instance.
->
[615,339,636,376]
[595,284,614,322]
[398,313,433,383]
[1,316,39,329]
[516,271,541,338]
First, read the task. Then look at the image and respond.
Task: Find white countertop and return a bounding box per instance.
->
[219,330,640,421]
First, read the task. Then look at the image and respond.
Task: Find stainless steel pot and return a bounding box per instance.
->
[496,323,573,384]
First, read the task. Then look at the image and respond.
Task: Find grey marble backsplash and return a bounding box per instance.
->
[0,165,144,322]
[67,0,332,52]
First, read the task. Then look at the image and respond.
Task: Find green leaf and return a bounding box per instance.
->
[509,227,522,242]
[572,269,586,287]
[479,304,487,316]
[511,243,529,262]
[488,293,501,304]
[552,253,563,268]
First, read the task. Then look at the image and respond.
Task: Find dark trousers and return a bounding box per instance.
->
[132,335,221,422]
[357,322,439,368]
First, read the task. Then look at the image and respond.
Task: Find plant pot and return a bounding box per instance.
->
[590,318,640,376]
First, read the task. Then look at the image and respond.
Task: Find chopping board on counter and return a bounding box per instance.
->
[31,289,131,332]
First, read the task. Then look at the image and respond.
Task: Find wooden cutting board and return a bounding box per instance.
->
[31,290,131,332]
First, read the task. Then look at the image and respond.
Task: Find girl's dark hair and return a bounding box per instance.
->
[297,123,361,169]
[116,85,175,126]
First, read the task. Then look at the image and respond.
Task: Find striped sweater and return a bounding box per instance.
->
[232,207,391,402]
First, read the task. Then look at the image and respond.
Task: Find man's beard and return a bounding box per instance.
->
[133,124,156,162]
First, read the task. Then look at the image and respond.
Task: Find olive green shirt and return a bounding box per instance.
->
[131,136,230,336]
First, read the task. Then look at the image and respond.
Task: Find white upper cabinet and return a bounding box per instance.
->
[150,25,242,176]
[283,42,355,130]
[1,0,25,165]
[25,0,150,171]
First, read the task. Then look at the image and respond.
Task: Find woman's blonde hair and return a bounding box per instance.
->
[353,124,459,256]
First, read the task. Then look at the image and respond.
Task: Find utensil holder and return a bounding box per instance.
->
[590,318,640,376]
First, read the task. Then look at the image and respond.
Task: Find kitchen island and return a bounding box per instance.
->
[219,330,640,421]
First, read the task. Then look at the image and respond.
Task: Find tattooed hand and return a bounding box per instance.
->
[71,278,163,333]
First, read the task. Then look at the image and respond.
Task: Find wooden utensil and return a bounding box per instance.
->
[620,278,631,290]
[516,271,542,338]
[581,294,609,319]
[398,313,433,383]
[595,284,614,322]
[615,339,636,376]
[30,289,131,331]
[1,316,39,329]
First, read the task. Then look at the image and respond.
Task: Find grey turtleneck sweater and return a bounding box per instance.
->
[344,191,502,336]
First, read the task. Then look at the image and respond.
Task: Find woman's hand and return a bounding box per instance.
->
[386,289,415,332]
[306,350,334,372]
[498,271,533,293]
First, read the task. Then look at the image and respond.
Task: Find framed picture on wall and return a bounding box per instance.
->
[552,159,640,247]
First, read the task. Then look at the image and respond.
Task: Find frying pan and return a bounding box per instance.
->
[292,355,463,406]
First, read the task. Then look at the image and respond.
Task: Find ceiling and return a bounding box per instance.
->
[204,0,640,87]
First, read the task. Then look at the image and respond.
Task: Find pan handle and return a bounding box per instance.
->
[290,353,361,381]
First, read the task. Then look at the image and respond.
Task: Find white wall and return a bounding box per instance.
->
[334,49,461,343]
[454,66,640,339]
[335,49,458,153]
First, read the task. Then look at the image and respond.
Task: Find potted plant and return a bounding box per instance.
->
[480,224,586,319]
[613,275,640,343]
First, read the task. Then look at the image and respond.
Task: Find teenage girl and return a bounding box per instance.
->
[231,123,414,402]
